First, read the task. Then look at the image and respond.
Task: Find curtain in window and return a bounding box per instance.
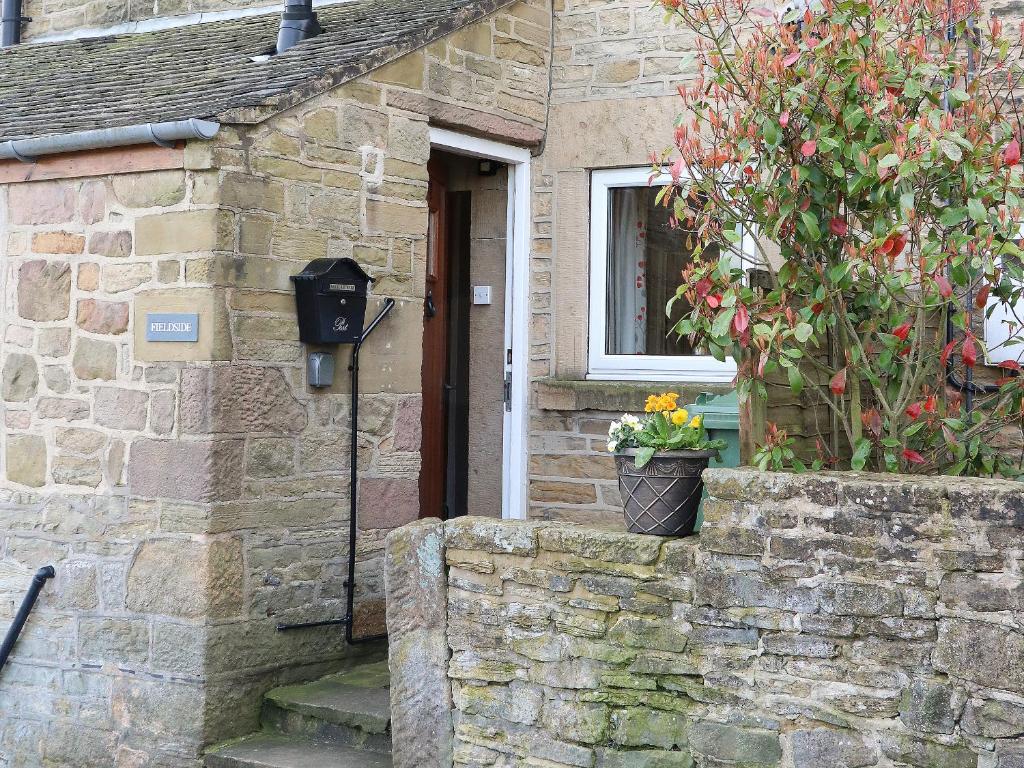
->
[607,188,647,355]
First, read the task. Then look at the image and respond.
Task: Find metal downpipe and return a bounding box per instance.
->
[0,119,221,163]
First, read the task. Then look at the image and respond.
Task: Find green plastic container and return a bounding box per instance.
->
[686,391,740,531]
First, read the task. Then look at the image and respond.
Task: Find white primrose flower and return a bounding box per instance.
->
[608,421,622,437]
[607,440,618,453]
[621,414,641,429]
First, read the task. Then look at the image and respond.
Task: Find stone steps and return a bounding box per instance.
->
[205,661,393,768]
[205,734,392,768]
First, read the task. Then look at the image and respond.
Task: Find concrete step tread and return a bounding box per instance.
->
[265,666,391,735]
[206,734,392,768]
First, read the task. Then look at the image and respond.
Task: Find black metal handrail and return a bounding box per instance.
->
[278,298,396,644]
[0,565,55,674]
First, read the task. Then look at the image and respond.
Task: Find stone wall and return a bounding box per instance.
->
[0,4,550,765]
[387,468,1024,768]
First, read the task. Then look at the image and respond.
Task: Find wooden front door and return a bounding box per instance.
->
[420,157,450,518]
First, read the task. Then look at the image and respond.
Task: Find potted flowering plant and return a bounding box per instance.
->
[608,392,727,536]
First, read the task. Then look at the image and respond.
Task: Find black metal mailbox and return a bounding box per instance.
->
[290,258,372,344]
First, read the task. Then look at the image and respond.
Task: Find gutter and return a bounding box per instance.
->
[0,118,220,163]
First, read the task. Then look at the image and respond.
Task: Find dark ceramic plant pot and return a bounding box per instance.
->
[615,449,715,537]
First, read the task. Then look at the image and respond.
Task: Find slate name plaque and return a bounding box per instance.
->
[146,313,199,342]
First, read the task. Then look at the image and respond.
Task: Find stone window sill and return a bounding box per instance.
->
[533,377,732,413]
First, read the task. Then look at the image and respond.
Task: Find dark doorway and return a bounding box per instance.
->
[420,154,472,519]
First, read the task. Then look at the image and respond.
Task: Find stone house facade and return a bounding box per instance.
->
[2,0,1022,765]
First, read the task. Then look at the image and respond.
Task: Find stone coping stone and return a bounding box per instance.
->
[704,467,1024,522]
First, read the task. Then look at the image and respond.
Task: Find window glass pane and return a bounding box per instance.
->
[605,185,717,356]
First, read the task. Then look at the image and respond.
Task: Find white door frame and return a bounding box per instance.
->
[429,127,531,520]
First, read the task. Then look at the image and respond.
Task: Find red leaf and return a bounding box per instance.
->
[998,359,1023,371]
[863,408,883,437]
[801,140,817,158]
[829,217,848,237]
[905,402,922,420]
[893,321,913,341]
[936,275,953,299]
[891,233,908,257]
[940,339,957,367]
[878,236,895,255]
[902,449,926,465]
[733,304,750,335]
[707,293,722,308]
[779,111,790,128]
[1005,137,1021,166]
[942,424,958,446]
[924,394,938,414]
[751,6,776,18]
[962,336,978,368]
[830,367,847,395]
[695,277,713,298]
[975,284,991,308]
[783,51,801,67]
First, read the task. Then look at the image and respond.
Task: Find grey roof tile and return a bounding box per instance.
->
[0,0,515,142]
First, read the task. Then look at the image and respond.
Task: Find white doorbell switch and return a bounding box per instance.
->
[473,286,492,305]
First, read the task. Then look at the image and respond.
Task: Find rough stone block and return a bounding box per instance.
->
[5,434,47,487]
[879,731,977,768]
[111,170,186,208]
[386,519,453,768]
[88,230,133,258]
[94,387,148,430]
[180,365,305,434]
[18,260,71,321]
[538,526,662,565]
[935,618,1024,695]
[689,722,782,766]
[961,697,1024,739]
[71,338,118,381]
[791,728,876,768]
[445,517,547,555]
[32,231,85,254]
[611,707,687,749]
[126,537,243,619]
[78,617,150,665]
[900,678,964,735]
[77,299,129,334]
[135,209,226,255]
[358,478,419,530]
[2,353,39,401]
[8,180,74,224]
[128,438,244,502]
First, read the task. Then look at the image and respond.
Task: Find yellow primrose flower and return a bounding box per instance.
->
[690,415,702,429]
[644,395,661,413]
[670,409,689,426]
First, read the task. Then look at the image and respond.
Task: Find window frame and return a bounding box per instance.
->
[587,166,748,383]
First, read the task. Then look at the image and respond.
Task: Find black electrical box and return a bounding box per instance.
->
[290,258,372,344]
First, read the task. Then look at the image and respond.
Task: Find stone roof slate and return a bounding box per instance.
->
[0,0,515,142]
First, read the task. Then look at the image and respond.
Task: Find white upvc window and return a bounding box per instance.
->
[588,167,747,382]
[985,256,1024,363]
